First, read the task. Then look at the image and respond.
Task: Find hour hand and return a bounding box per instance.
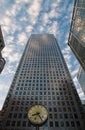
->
[32,112,40,116]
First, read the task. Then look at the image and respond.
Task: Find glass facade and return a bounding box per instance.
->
[0,54,5,73]
[0,26,5,51]
[0,26,5,73]
[77,66,85,94]
[0,34,85,130]
[68,0,85,71]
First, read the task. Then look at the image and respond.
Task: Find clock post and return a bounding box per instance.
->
[36,125,39,130]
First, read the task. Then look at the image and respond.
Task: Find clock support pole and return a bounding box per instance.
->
[36,125,39,130]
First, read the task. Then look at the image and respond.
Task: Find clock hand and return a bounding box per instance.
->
[38,114,43,121]
[32,113,37,116]
[32,112,40,116]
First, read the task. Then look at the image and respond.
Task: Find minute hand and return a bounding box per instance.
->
[38,114,43,121]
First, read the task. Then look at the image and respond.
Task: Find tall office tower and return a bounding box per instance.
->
[0,26,5,73]
[68,0,85,71]
[1,34,85,130]
[77,66,85,94]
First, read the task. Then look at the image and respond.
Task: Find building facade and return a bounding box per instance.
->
[0,26,5,73]
[77,66,85,94]
[81,100,85,116]
[68,0,85,71]
[1,34,85,130]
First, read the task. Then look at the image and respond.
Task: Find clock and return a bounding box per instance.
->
[28,104,48,126]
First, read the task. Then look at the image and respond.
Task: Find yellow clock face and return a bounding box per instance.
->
[28,104,48,125]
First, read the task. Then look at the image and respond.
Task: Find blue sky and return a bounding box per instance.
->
[0,0,85,110]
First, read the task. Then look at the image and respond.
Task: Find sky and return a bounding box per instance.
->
[0,0,85,110]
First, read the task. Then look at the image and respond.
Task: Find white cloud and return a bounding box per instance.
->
[63,53,72,70]
[26,26,33,33]
[64,54,71,61]
[43,13,49,24]
[15,0,31,4]
[39,26,44,32]
[0,82,11,110]
[28,0,41,16]
[79,91,84,97]
[6,2,21,17]
[71,69,78,77]
[17,32,27,45]
[49,9,60,19]
[3,45,14,55]
[4,36,14,44]
[27,0,42,25]
[67,63,72,70]
[1,18,21,35]
[2,64,15,75]
[0,96,5,110]
[9,52,21,63]
[2,44,21,64]
[77,87,85,98]
[73,77,79,85]
[1,16,11,26]
[48,21,59,35]
[62,46,71,54]
[42,1,61,25]
[64,32,69,44]
[20,17,27,22]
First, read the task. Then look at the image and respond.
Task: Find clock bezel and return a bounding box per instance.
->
[28,104,48,126]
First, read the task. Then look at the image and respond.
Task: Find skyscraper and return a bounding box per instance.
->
[0,26,5,73]
[68,0,85,71]
[77,66,85,94]
[0,34,85,130]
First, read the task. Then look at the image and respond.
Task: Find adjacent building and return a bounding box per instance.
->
[77,66,85,94]
[0,34,85,130]
[81,100,85,115]
[68,0,85,71]
[0,26,5,73]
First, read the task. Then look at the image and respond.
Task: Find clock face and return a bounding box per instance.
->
[28,104,48,125]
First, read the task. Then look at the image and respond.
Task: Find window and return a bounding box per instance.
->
[60,121,64,127]
[64,114,68,119]
[63,107,66,112]
[23,121,26,127]
[69,114,73,119]
[54,114,58,118]
[55,121,59,127]
[6,120,10,126]
[49,108,52,112]
[8,113,12,118]
[58,107,62,112]
[40,92,42,95]
[12,121,16,126]
[14,113,17,118]
[66,121,70,127]
[18,113,22,118]
[59,114,63,119]
[49,114,52,118]
[50,121,53,127]
[23,113,27,118]
[76,121,80,127]
[71,121,75,127]
[54,108,57,112]
[17,121,21,126]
